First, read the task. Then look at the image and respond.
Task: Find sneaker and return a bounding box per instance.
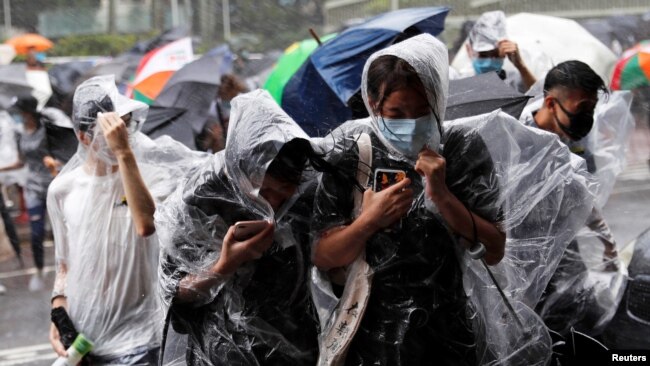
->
[0,283,6,295]
[28,271,45,292]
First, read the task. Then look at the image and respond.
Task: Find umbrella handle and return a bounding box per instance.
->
[309,28,322,46]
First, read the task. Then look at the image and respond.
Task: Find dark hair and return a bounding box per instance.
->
[12,95,41,127]
[366,54,442,126]
[543,60,608,98]
[267,138,364,192]
[13,95,39,115]
[266,139,311,186]
[367,55,426,114]
[366,54,442,134]
[75,94,114,133]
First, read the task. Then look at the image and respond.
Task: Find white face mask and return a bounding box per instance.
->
[377,113,441,157]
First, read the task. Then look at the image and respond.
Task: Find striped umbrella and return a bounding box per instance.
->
[611,40,650,90]
[128,37,194,104]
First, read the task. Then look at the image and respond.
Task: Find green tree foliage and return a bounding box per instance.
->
[47,33,144,57]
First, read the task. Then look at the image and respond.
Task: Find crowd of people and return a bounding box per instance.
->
[0,8,633,366]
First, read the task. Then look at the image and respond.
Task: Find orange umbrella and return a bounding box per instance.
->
[5,33,54,55]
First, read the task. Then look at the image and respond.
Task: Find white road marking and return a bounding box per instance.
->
[0,343,56,366]
[0,266,55,280]
[0,344,52,357]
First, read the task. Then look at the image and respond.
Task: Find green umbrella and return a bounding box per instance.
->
[264,33,336,105]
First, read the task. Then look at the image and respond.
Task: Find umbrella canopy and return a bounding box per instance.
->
[0,64,52,109]
[5,33,54,55]
[281,6,450,137]
[141,106,196,147]
[49,61,95,96]
[48,61,95,112]
[129,37,194,104]
[0,64,32,99]
[611,41,650,90]
[126,27,190,55]
[451,13,617,85]
[264,33,337,104]
[45,122,77,163]
[447,72,531,120]
[82,54,142,95]
[142,49,233,149]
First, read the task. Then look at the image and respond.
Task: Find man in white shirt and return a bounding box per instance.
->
[47,76,165,364]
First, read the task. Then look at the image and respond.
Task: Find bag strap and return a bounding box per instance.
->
[318,133,374,366]
[352,133,372,218]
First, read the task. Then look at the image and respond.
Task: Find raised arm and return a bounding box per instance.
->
[498,39,537,91]
[98,112,156,237]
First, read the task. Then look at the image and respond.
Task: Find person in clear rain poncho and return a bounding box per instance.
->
[520,61,631,338]
[311,33,505,365]
[310,34,596,366]
[157,89,353,365]
[47,75,204,365]
[465,11,536,92]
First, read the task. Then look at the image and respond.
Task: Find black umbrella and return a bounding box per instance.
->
[47,61,94,113]
[81,53,142,93]
[142,106,195,148]
[0,64,33,99]
[45,123,78,163]
[446,72,531,120]
[126,27,190,55]
[40,108,78,163]
[49,61,94,96]
[142,51,233,149]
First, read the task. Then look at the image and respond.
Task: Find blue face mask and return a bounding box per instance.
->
[10,113,23,125]
[472,57,504,74]
[378,113,441,157]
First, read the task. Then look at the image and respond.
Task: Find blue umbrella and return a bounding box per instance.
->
[281,6,450,136]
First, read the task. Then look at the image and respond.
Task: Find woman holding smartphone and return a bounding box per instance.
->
[158,89,352,365]
[312,34,506,365]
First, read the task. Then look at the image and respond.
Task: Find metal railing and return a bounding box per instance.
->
[324,0,650,31]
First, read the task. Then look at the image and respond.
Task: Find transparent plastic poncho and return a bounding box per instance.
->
[469,11,507,52]
[520,90,635,337]
[310,34,597,366]
[47,75,207,359]
[156,89,321,365]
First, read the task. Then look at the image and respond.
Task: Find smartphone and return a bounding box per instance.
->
[233,220,269,241]
[373,169,407,231]
[373,169,407,192]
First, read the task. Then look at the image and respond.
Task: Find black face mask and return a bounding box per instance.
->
[553,98,594,141]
